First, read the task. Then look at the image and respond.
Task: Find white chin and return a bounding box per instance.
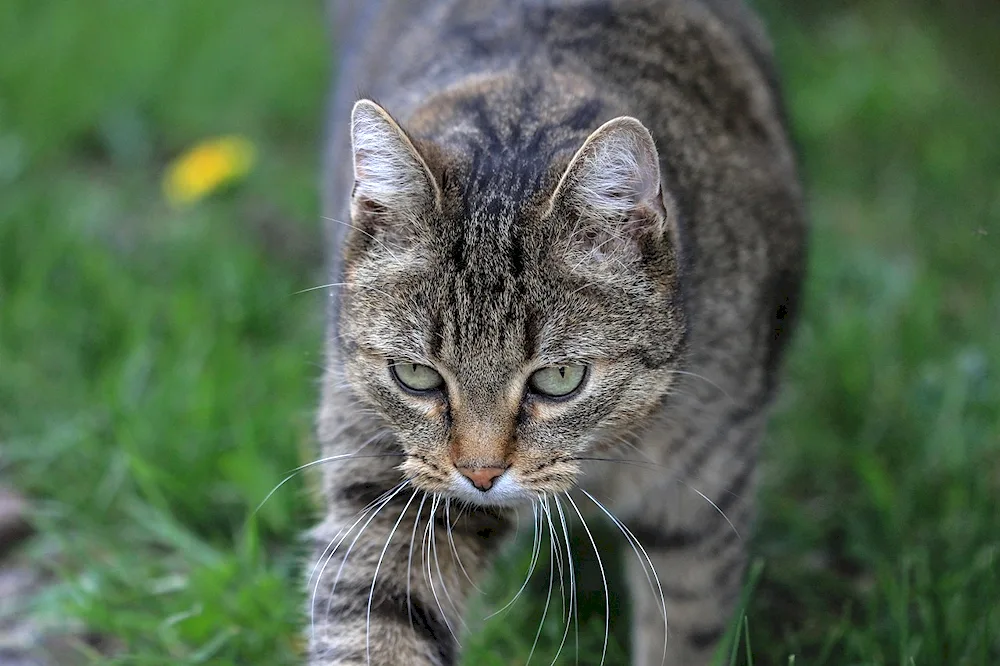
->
[446,470,531,508]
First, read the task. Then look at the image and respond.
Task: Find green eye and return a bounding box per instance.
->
[391,361,444,392]
[528,365,587,398]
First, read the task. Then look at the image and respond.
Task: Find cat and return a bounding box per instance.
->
[310,0,805,664]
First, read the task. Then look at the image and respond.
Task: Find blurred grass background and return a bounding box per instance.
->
[0,0,997,664]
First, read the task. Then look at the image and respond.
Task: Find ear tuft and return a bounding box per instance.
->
[350,100,439,215]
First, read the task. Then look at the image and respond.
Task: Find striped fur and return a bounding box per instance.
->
[312,0,806,664]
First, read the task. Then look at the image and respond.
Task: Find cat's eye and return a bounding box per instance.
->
[528,365,587,398]
[391,361,444,393]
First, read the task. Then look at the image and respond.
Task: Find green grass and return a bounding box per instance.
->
[1,0,998,664]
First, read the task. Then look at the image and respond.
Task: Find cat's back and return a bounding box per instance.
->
[331,0,779,107]
[326,0,794,206]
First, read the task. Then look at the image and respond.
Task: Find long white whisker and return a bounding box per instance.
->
[423,494,462,644]
[307,481,403,626]
[321,215,404,263]
[580,488,669,664]
[540,497,568,639]
[664,369,733,401]
[321,482,411,625]
[367,489,420,665]
[486,498,543,619]
[541,498,566,590]
[607,434,659,467]
[565,493,609,666]
[306,487,392,602]
[526,497,557,666]
[406,492,429,630]
[431,496,467,629]
[446,498,482,592]
[253,448,400,518]
[575,455,747,505]
[551,495,577,666]
[310,481,408,641]
[686,484,741,541]
[293,281,394,299]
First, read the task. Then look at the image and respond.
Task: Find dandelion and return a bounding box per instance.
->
[163,135,256,207]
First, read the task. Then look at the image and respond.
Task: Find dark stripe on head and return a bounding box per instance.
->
[563,99,604,132]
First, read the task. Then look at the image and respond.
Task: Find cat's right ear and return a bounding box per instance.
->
[350,99,441,218]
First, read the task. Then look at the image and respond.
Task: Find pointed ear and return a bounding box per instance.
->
[546,116,668,256]
[350,99,440,217]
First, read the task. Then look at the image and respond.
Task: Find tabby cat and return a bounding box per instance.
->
[310,0,805,664]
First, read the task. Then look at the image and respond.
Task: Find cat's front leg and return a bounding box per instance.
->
[623,463,756,666]
[306,487,504,666]
[627,523,748,666]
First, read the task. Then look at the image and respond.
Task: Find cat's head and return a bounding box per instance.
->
[332,99,685,506]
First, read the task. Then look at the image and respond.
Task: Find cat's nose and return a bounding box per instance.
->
[456,466,506,492]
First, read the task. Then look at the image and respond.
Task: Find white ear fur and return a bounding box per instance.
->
[350,99,440,212]
[548,116,665,233]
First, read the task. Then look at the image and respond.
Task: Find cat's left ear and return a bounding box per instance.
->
[546,116,670,251]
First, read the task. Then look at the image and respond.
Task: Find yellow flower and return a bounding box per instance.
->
[163,135,256,206]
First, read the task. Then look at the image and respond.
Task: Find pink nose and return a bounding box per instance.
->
[456,466,506,492]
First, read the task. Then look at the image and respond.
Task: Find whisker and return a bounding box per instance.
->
[684,483,742,542]
[570,456,747,504]
[551,496,577,666]
[321,215,404,263]
[574,454,743,541]
[431,496,468,630]
[564,492,609,666]
[293,281,394,299]
[367,488,420,665]
[445,498,482,593]
[579,488,669,664]
[253,450,403,518]
[306,479,404,610]
[423,494,462,644]
[320,481,411,628]
[452,502,470,525]
[541,498,566,587]
[406,492,429,631]
[604,434,660,467]
[575,454,743,555]
[539,496,569,640]
[664,369,733,401]
[310,481,408,641]
[485,498,543,619]
[526,497,556,666]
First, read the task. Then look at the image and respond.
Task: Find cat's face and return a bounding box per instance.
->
[333,100,684,507]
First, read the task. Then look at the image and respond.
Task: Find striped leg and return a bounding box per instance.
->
[307,486,506,666]
[623,426,760,666]
[628,513,750,666]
